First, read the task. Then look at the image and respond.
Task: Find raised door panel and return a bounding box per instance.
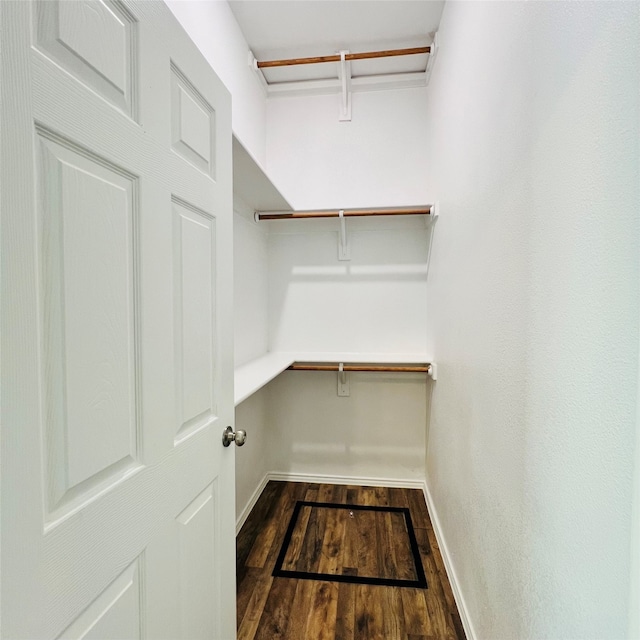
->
[176,484,217,640]
[37,129,141,525]
[34,0,137,118]
[170,64,215,178]
[57,559,143,640]
[173,198,216,444]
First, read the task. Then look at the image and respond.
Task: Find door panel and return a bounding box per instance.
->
[173,197,217,444]
[176,483,218,640]
[38,128,141,522]
[170,63,216,177]
[34,0,138,118]
[57,560,143,640]
[1,1,235,638]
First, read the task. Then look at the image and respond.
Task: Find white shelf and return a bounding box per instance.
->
[234,350,432,406]
[234,352,295,406]
[232,136,292,212]
[291,351,431,364]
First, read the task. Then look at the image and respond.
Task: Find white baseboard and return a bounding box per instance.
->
[236,471,424,534]
[267,470,426,490]
[422,480,477,640]
[235,472,270,535]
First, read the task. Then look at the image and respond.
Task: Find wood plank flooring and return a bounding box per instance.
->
[274,502,424,585]
[237,482,465,640]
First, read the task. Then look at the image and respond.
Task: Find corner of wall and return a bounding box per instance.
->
[422,479,477,640]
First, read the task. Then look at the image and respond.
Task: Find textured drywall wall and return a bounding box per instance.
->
[234,201,269,368]
[264,86,431,485]
[267,370,427,483]
[262,217,429,485]
[233,197,271,521]
[632,336,640,637]
[266,88,430,210]
[525,4,639,637]
[234,386,271,524]
[425,2,639,638]
[165,0,267,164]
[266,216,429,355]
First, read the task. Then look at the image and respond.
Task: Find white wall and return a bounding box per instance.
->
[234,386,271,527]
[267,216,430,355]
[631,333,640,638]
[425,2,639,638]
[234,203,431,504]
[165,0,267,164]
[233,198,272,523]
[260,86,431,486]
[266,88,430,210]
[234,199,269,368]
[233,211,431,493]
[268,370,427,483]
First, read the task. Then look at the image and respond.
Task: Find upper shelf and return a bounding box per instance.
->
[255,205,435,221]
[232,135,292,212]
[248,36,439,99]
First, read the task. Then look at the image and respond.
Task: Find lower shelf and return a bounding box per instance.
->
[234,352,295,406]
[234,351,434,406]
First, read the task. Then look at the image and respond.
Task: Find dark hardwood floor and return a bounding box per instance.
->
[236,481,465,640]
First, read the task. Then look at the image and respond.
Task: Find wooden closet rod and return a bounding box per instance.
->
[288,363,431,373]
[256,206,433,221]
[257,46,431,69]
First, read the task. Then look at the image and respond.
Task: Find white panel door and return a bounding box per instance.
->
[1,1,235,638]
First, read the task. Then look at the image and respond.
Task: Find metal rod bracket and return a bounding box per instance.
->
[427,363,438,381]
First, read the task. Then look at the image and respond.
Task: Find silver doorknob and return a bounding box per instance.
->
[222,426,247,447]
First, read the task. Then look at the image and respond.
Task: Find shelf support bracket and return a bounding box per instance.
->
[338,209,351,260]
[338,50,352,122]
[427,362,438,381]
[338,362,350,396]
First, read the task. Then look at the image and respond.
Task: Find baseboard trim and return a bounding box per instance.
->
[236,472,270,535]
[236,471,423,535]
[267,470,426,490]
[422,480,477,640]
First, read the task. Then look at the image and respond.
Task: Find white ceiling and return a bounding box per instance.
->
[228,0,445,86]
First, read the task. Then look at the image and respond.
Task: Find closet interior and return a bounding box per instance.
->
[232,126,436,530]
[168,0,638,636]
